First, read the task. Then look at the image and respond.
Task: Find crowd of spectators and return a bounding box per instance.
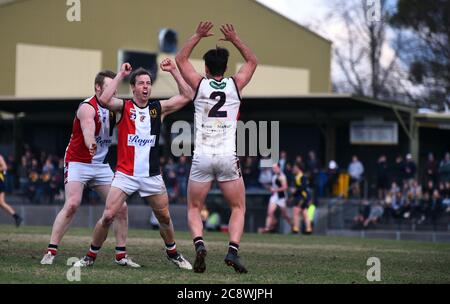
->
[2,145,450,227]
[3,146,65,204]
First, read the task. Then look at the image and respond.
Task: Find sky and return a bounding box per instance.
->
[255,0,402,93]
[256,0,330,34]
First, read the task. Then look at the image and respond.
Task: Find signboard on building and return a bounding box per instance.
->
[350,120,398,145]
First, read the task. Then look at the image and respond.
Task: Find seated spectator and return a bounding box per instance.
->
[363,201,384,229]
[353,200,371,229]
[442,181,450,213]
[384,182,402,220]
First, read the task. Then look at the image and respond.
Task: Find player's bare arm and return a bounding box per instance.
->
[160,58,194,120]
[175,21,214,90]
[220,24,258,92]
[77,104,97,156]
[99,63,132,113]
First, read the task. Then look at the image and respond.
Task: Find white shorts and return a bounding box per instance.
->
[64,162,113,187]
[269,194,286,208]
[111,171,167,197]
[189,154,242,183]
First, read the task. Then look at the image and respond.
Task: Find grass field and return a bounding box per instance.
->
[0,224,449,284]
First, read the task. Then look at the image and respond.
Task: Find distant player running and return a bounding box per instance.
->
[40,71,136,266]
[176,21,258,273]
[74,59,193,270]
[291,163,313,234]
[0,154,22,227]
[260,163,294,233]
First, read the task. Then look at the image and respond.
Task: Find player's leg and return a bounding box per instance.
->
[301,205,312,233]
[0,191,22,226]
[92,187,127,248]
[187,179,212,273]
[143,192,192,270]
[41,181,84,264]
[280,205,294,228]
[94,184,135,266]
[218,177,248,273]
[292,205,301,233]
[74,186,127,267]
[264,200,278,232]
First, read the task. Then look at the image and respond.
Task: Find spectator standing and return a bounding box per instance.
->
[279,151,288,173]
[306,151,321,200]
[424,152,438,185]
[404,153,417,184]
[348,155,364,198]
[391,155,405,189]
[376,155,389,200]
[326,160,339,197]
[438,152,450,183]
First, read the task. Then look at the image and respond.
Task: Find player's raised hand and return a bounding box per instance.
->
[88,143,97,156]
[160,58,176,72]
[120,62,132,77]
[195,21,214,38]
[219,24,238,42]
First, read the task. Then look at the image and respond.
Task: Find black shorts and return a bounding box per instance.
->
[0,180,5,193]
[295,196,310,210]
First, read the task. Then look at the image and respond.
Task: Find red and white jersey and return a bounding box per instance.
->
[116,99,162,177]
[64,96,114,164]
[193,77,241,156]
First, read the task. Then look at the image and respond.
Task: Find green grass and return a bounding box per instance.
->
[0,224,449,284]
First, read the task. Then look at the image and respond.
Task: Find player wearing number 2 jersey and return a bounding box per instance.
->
[176,21,258,273]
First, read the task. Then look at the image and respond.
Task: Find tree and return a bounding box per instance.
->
[318,0,415,103]
[390,0,450,109]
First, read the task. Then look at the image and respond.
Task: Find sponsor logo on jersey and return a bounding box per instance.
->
[96,136,112,147]
[150,108,158,118]
[209,80,226,90]
[127,134,156,147]
[140,115,145,122]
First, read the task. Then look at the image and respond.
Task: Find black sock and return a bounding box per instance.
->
[228,242,239,255]
[193,236,205,251]
[12,213,19,220]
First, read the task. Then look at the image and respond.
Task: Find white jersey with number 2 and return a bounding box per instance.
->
[193,77,241,156]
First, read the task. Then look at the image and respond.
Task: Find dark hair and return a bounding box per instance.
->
[94,70,116,87]
[130,68,152,85]
[202,47,229,77]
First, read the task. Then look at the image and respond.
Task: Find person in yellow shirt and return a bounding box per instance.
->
[291,163,312,234]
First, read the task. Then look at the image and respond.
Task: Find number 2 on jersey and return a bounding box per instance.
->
[208,91,227,117]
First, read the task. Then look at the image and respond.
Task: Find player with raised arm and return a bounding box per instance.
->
[40,71,136,267]
[74,59,193,270]
[176,21,258,273]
